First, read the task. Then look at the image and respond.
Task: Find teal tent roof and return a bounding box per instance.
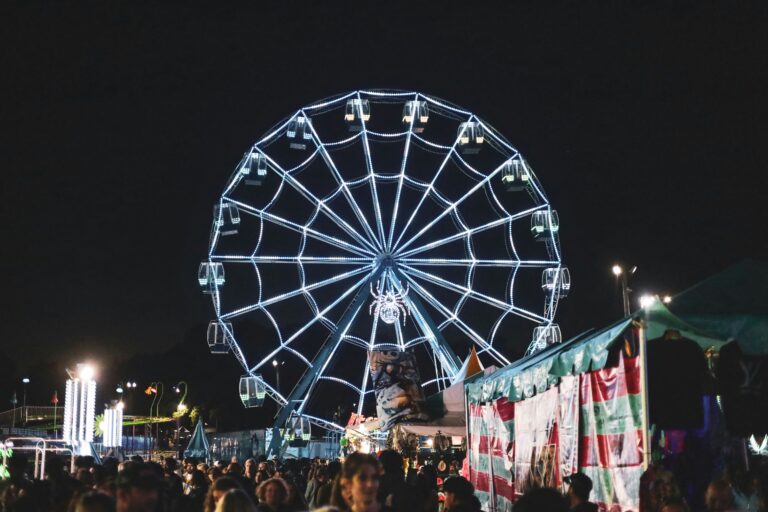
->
[184,419,209,459]
[662,259,768,354]
[467,318,633,403]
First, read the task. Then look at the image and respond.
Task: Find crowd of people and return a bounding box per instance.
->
[0,448,767,512]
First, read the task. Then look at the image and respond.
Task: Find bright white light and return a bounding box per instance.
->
[272,360,278,367]
[639,295,656,308]
[22,378,30,384]
[79,364,95,381]
[612,265,623,277]
[117,401,124,410]
[426,438,434,447]
[177,403,188,412]
[116,386,124,394]
[663,295,672,304]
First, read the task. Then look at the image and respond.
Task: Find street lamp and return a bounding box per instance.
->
[21,378,29,408]
[272,360,283,393]
[639,294,657,309]
[612,264,636,316]
[173,381,189,456]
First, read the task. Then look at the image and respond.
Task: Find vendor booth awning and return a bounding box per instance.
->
[466,318,634,403]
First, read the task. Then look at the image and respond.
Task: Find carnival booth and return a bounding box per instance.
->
[465,260,768,512]
[465,318,643,511]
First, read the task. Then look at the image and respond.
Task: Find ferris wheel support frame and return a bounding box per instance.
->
[267,265,384,456]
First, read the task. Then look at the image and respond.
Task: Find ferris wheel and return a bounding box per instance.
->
[198,90,569,451]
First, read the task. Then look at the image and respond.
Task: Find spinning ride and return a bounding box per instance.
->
[198,90,569,454]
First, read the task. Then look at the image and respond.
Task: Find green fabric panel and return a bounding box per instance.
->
[580,394,643,436]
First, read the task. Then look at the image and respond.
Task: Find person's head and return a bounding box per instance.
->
[208,466,223,483]
[74,491,116,512]
[115,463,162,512]
[377,450,403,478]
[513,487,569,512]
[314,465,329,483]
[335,453,381,511]
[204,476,242,512]
[443,476,474,510]
[226,462,243,476]
[565,472,593,505]
[256,478,289,509]
[417,464,438,490]
[705,480,735,512]
[190,470,208,489]
[244,458,256,477]
[660,496,690,512]
[163,457,178,475]
[214,488,256,512]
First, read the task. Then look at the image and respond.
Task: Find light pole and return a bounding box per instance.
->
[174,381,189,456]
[272,360,283,393]
[22,378,29,425]
[612,264,636,317]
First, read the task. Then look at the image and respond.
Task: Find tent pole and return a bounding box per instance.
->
[638,321,651,471]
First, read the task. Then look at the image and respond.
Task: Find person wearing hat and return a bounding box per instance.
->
[442,476,481,512]
[564,473,598,512]
[116,462,162,512]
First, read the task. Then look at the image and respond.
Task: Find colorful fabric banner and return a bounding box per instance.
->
[368,350,428,430]
[514,386,560,493]
[579,353,644,512]
[468,399,515,511]
[558,375,580,492]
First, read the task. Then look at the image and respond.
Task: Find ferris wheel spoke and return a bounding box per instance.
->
[301,109,383,252]
[224,197,372,258]
[248,268,378,375]
[255,149,379,255]
[401,258,559,267]
[399,272,510,366]
[392,115,473,251]
[401,264,548,324]
[296,285,372,416]
[212,255,372,265]
[220,264,374,320]
[386,92,419,252]
[355,92,387,248]
[397,204,548,258]
[395,158,511,255]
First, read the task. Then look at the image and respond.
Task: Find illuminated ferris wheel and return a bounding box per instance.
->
[198,90,569,449]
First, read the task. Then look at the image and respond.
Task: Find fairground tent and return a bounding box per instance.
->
[184,419,210,460]
[646,259,768,354]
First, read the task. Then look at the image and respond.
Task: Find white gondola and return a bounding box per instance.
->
[402,100,429,133]
[541,267,571,298]
[198,262,225,292]
[501,158,531,191]
[457,121,484,154]
[530,210,560,241]
[529,324,562,354]
[344,98,371,125]
[242,152,268,186]
[286,116,313,150]
[207,320,232,354]
[239,374,266,407]
[285,413,311,447]
[214,203,241,236]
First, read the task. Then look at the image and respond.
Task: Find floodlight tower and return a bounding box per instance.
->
[62,364,97,455]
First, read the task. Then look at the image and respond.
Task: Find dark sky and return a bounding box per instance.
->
[2,2,767,373]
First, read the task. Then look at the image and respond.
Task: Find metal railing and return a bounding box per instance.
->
[0,407,62,427]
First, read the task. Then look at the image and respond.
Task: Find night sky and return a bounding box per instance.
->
[3,2,767,378]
